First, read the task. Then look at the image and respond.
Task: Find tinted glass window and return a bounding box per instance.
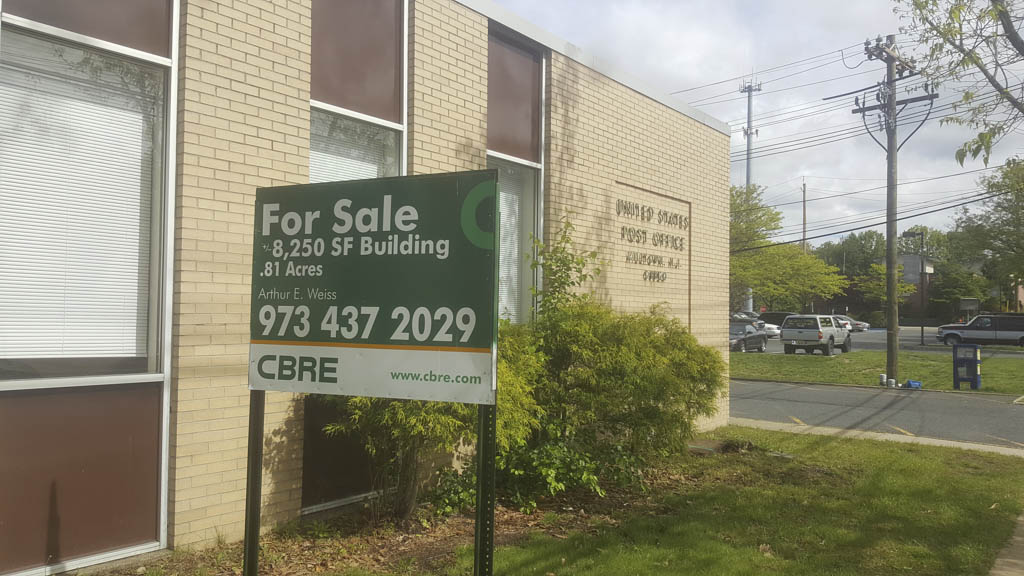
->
[783,318,817,329]
[972,317,993,329]
[997,316,1024,331]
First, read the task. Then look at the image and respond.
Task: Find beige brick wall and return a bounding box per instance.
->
[171,0,312,547]
[408,0,489,174]
[544,53,731,428]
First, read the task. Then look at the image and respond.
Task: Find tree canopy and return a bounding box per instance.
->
[953,159,1024,283]
[855,263,919,305]
[733,244,849,312]
[896,0,1024,163]
[730,185,848,311]
[814,230,886,278]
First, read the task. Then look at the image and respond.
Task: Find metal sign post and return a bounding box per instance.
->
[473,404,497,576]
[241,171,499,576]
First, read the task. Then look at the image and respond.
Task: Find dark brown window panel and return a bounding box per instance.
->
[488,34,541,163]
[0,357,150,380]
[301,395,373,508]
[0,383,161,573]
[312,0,403,124]
[2,0,171,57]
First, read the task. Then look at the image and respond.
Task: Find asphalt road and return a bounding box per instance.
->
[731,379,1024,449]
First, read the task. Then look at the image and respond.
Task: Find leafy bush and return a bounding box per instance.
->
[494,218,725,508]
[330,217,725,519]
[324,397,473,522]
[864,310,887,328]
[497,298,725,506]
[328,321,543,522]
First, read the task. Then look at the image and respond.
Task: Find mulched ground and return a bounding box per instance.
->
[101,467,700,576]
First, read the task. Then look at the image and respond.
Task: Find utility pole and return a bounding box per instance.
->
[740,80,762,190]
[802,178,807,253]
[855,35,937,384]
[740,79,761,314]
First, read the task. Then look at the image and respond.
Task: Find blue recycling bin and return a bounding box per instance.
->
[952,344,981,390]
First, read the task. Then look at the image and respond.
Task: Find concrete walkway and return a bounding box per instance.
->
[730,418,1024,575]
[992,515,1024,575]
[729,417,1024,458]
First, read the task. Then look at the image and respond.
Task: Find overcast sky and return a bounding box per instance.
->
[491,0,1024,247]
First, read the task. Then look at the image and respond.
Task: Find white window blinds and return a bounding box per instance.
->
[488,157,537,323]
[0,30,164,362]
[310,109,400,184]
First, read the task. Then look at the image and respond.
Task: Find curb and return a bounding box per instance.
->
[729,417,1024,458]
[731,377,1021,399]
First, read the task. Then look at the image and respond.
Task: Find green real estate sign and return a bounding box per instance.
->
[247,170,498,405]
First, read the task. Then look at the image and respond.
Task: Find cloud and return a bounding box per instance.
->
[491,0,1023,244]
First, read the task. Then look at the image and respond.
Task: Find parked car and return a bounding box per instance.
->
[832,316,852,331]
[731,312,765,330]
[780,314,852,355]
[937,313,1024,346]
[835,315,870,332]
[730,321,767,353]
[758,311,798,327]
[762,323,781,338]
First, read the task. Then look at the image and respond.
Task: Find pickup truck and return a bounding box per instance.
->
[780,314,852,356]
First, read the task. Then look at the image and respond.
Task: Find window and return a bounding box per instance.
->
[972,317,993,329]
[998,316,1024,331]
[487,156,538,323]
[0,29,166,379]
[783,318,817,329]
[820,317,833,328]
[310,109,400,183]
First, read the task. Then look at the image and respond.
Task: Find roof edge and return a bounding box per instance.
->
[454,0,732,136]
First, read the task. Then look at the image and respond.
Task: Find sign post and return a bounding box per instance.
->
[242,171,499,576]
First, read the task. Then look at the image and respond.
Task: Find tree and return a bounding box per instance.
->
[730,185,783,309]
[927,262,991,320]
[897,225,950,262]
[730,185,782,251]
[813,230,885,278]
[953,159,1024,304]
[855,263,918,305]
[732,244,849,312]
[895,0,1024,163]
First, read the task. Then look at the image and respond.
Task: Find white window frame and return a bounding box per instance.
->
[300,0,409,517]
[486,53,547,321]
[309,0,409,178]
[0,0,179,571]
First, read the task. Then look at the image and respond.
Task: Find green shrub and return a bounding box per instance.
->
[324,397,474,522]
[330,217,725,520]
[494,218,725,507]
[864,310,887,328]
[497,298,724,504]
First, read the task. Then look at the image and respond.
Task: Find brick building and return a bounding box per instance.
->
[0,1,729,574]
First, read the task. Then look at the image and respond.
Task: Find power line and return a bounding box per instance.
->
[727,99,1002,161]
[771,187,981,232]
[771,188,987,236]
[731,189,1011,254]
[695,68,883,106]
[735,167,997,212]
[669,42,863,95]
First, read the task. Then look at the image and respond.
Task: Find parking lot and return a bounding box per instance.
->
[764,326,941,354]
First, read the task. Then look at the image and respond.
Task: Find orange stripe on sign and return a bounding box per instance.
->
[250,340,492,354]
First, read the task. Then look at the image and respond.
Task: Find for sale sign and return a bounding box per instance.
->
[247,171,497,405]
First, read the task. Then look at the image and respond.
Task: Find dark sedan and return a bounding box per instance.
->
[730,321,767,353]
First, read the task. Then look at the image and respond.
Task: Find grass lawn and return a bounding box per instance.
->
[447,427,1024,576]
[112,428,1024,576]
[731,349,1024,396]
